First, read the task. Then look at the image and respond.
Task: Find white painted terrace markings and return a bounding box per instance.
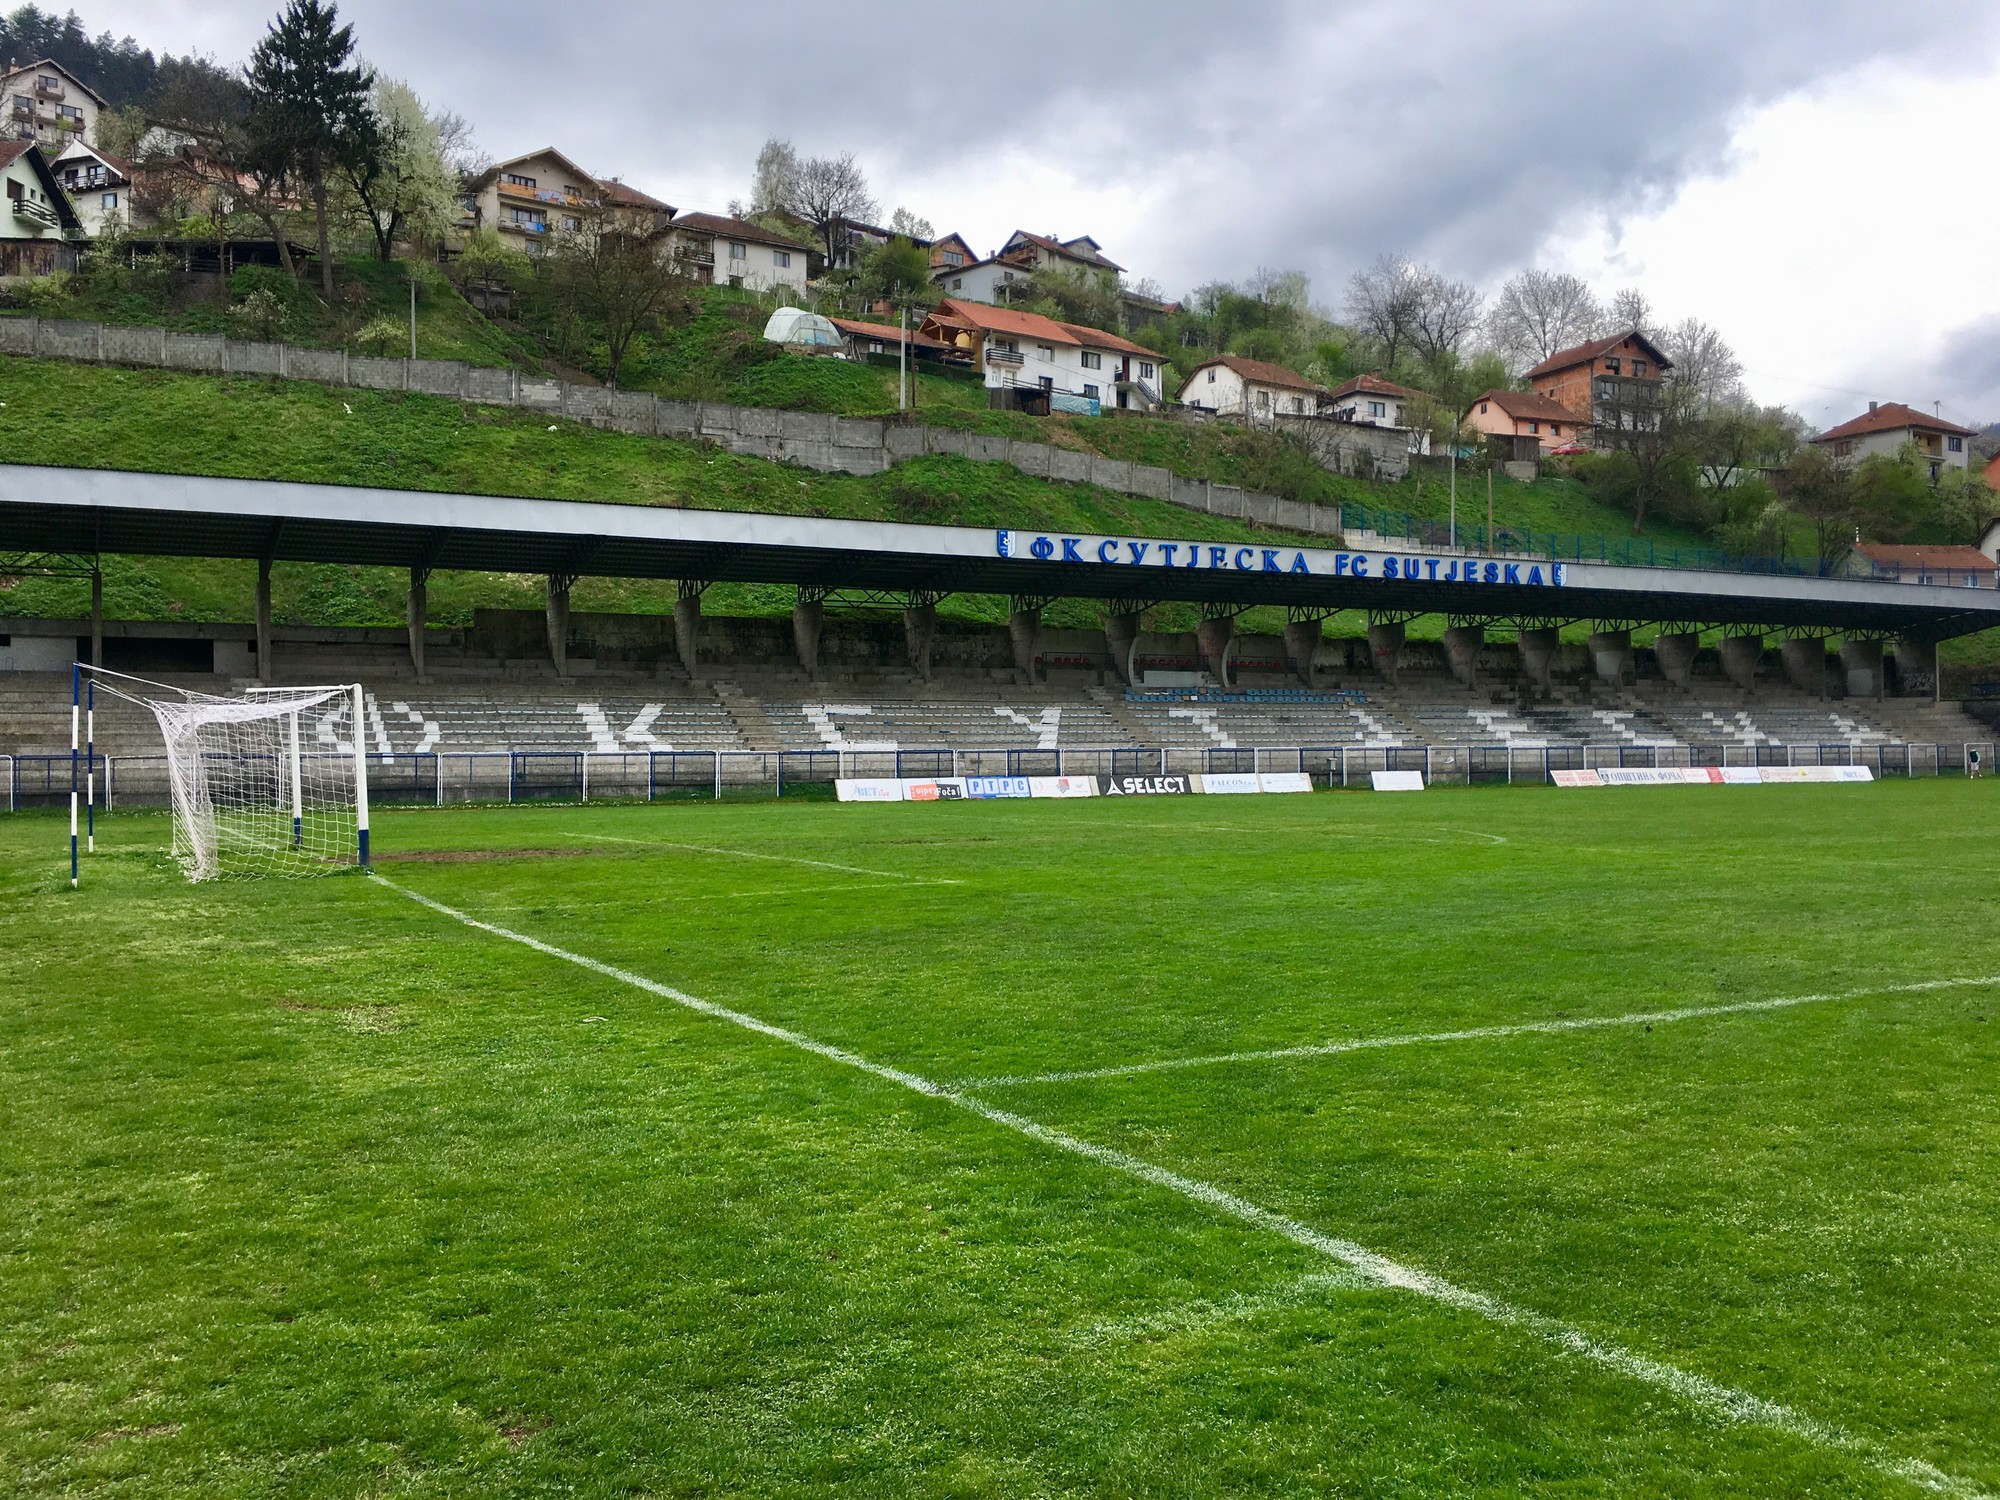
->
[370,871,1984,1500]
[560,831,962,883]
[964,975,2000,1090]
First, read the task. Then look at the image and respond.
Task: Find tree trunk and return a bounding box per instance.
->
[311,174,333,299]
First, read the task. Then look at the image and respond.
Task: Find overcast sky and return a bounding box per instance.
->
[86,0,2000,426]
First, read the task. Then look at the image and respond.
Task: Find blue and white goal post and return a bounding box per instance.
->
[72,669,370,884]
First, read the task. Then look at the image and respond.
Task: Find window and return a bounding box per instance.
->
[101,191,116,209]
[774,250,791,268]
[1080,351,1102,370]
[728,241,747,260]
[1367,400,1386,418]
[1480,402,1489,414]
[1206,369,1215,383]
[1529,421,1540,434]
[1255,390,1271,410]
[1551,424,1562,436]
[561,183,579,197]
[1036,344,1053,360]
[1631,359,1647,377]
[996,338,1018,352]
[1140,362,1154,378]
[951,278,962,290]
[1291,396,1305,413]
[1604,356,1621,375]
[1038,375,1054,391]
[942,249,963,267]
[561,215,580,232]
[1083,383,1100,400]
[1949,436,1965,452]
[502,172,535,187]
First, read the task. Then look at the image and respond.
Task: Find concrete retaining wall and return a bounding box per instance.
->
[0,312,1355,539]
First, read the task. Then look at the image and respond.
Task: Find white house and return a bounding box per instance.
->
[1177,355,1322,419]
[666,211,811,295]
[932,253,1034,306]
[930,230,1132,310]
[1811,400,1975,483]
[920,298,1164,410]
[0,140,81,280]
[49,140,131,237]
[2,58,104,151]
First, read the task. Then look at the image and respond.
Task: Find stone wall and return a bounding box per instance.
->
[1,313,1350,538]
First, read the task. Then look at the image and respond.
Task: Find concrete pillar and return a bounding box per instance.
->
[1894,635,1939,702]
[1515,626,1557,690]
[255,556,273,683]
[903,601,937,681]
[1197,614,1234,689]
[545,575,570,677]
[406,566,428,681]
[1653,631,1698,689]
[674,591,702,677]
[1588,628,1631,685]
[1103,611,1142,684]
[1839,638,1884,700]
[792,597,823,678]
[1719,633,1762,692]
[1366,620,1405,686]
[1283,619,1322,690]
[1442,624,1484,689]
[1780,637,1827,696]
[1008,608,1040,679]
[88,567,102,668]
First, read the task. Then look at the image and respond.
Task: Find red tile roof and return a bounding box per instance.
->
[1467,388,1578,423]
[1054,319,1158,358]
[1812,401,1977,443]
[1185,355,1321,395]
[1326,373,1427,403]
[925,297,1082,346]
[0,140,31,170]
[827,317,951,351]
[1853,543,1995,572]
[1525,329,1672,379]
[601,179,673,213]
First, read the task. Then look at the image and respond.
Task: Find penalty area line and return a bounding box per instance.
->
[966,974,2000,1089]
[560,831,962,883]
[369,869,1985,1500]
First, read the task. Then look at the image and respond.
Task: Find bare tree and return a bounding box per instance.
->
[1344,253,1422,370]
[1605,286,1653,337]
[545,207,702,388]
[887,206,932,240]
[1485,268,1602,370]
[1408,269,1483,365]
[789,152,879,268]
[747,137,801,215]
[1659,315,1744,407]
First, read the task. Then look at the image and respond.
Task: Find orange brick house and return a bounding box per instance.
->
[1525,329,1673,435]
[1463,389,1584,453]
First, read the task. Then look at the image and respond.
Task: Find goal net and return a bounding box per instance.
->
[89,672,370,882]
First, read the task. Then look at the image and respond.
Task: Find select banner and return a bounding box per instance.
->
[1098,774,1193,796]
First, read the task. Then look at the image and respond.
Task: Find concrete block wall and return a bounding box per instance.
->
[0,312,1356,541]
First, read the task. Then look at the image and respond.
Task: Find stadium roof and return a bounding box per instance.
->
[2,463,1996,638]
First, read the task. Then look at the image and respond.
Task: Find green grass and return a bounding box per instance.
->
[3,782,1998,1496]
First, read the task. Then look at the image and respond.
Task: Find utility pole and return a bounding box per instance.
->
[407,275,418,361]
[1487,469,1494,547]
[1448,440,1457,550]
[899,302,908,412]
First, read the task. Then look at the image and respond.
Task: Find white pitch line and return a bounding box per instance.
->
[967,975,2000,1089]
[369,871,1985,1500]
[561,831,961,883]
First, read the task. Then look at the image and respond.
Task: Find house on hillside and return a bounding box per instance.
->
[0,140,81,280]
[1526,329,1673,436]
[665,212,811,294]
[1851,543,1997,586]
[49,139,131,237]
[811,214,931,271]
[1464,388,1586,454]
[1811,401,1975,483]
[2,59,104,151]
[458,149,675,254]
[927,231,975,272]
[827,316,953,365]
[1324,374,1425,430]
[919,297,1164,411]
[1177,355,1322,419]
[1985,450,2000,489]
[929,228,1152,322]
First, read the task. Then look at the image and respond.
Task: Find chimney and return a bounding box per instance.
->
[1868,401,1878,413]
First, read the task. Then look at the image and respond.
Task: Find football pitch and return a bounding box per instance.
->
[3,782,1998,1498]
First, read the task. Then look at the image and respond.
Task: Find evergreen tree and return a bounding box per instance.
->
[245,0,375,297]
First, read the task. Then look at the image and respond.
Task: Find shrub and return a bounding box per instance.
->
[354,315,408,356]
[230,287,288,341]
[18,272,76,313]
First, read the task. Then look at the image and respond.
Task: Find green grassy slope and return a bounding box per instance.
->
[3,784,1998,1496]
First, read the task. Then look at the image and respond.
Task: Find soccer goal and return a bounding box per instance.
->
[75,666,371,883]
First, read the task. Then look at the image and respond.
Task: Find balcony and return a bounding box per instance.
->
[33,75,62,99]
[985,346,1024,366]
[9,97,31,121]
[12,197,59,228]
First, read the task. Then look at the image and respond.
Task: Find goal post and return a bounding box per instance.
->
[75,666,372,882]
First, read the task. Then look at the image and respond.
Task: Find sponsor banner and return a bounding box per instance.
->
[994,528,1567,591]
[1550,769,1602,787]
[1553,765,1875,789]
[1258,772,1315,794]
[1098,774,1193,796]
[1597,767,1705,786]
[964,775,1032,799]
[835,777,904,802]
[1027,775,1098,799]
[1371,770,1427,792]
[905,778,967,801]
[1197,772,1263,795]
